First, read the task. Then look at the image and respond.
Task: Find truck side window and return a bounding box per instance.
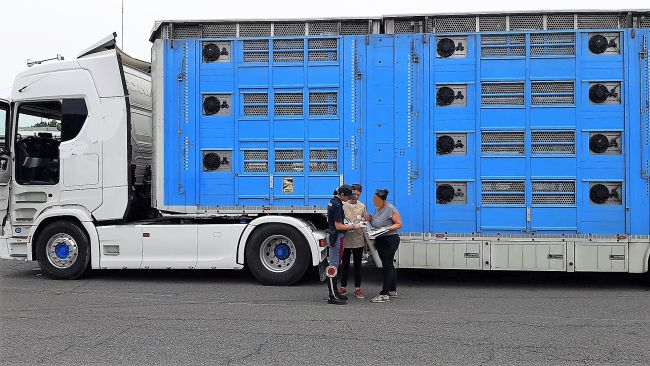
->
[15,101,62,185]
[61,99,88,142]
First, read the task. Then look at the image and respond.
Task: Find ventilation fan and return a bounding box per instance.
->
[436,134,465,155]
[588,33,620,55]
[436,36,467,58]
[589,83,620,104]
[589,183,621,205]
[436,85,466,107]
[203,151,231,172]
[589,132,621,154]
[203,95,231,115]
[436,183,467,205]
[203,42,231,62]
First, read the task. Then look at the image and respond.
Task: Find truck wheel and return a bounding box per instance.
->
[245,224,310,286]
[35,221,90,280]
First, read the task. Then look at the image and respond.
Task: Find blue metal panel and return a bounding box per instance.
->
[159,26,649,237]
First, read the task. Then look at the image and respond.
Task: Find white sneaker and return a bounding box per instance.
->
[388,291,398,298]
[371,294,390,303]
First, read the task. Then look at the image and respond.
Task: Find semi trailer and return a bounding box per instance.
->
[1,10,649,285]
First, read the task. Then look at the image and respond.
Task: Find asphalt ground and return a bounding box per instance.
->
[1,259,650,365]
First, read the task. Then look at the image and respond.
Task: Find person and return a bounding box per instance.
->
[367,189,402,303]
[325,184,361,305]
[339,184,368,299]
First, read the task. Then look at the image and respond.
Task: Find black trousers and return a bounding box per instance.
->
[375,235,400,295]
[339,247,363,288]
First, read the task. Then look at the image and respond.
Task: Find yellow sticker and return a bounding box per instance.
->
[282,177,294,194]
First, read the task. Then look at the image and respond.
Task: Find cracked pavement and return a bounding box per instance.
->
[1,260,650,365]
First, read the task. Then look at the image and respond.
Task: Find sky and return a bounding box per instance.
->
[1,0,647,95]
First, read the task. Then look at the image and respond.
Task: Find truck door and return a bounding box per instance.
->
[0,100,10,219]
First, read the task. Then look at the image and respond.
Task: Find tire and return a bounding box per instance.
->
[35,221,90,280]
[245,224,311,286]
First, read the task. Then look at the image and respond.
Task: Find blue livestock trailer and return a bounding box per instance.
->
[149,11,650,274]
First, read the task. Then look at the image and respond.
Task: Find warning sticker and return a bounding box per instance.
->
[282,177,294,194]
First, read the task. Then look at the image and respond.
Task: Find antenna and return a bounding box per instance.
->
[121,0,124,49]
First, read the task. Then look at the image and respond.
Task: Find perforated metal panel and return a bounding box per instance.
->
[308,38,337,62]
[530,33,576,56]
[482,131,525,155]
[273,39,304,50]
[434,17,476,33]
[577,14,620,29]
[340,22,370,35]
[531,81,575,105]
[243,40,269,63]
[482,180,525,192]
[308,149,338,172]
[309,91,338,116]
[481,34,525,57]
[275,149,304,172]
[482,180,525,205]
[394,20,422,34]
[243,93,268,104]
[243,150,269,173]
[641,17,650,28]
[481,82,525,106]
[479,16,507,32]
[547,14,576,30]
[509,15,544,30]
[173,25,201,39]
[274,23,306,36]
[202,24,236,38]
[273,52,304,62]
[533,181,576,205]
[531,131,575,154]
[239,23,272,37]
[275,93,303,104]
[308,22,337,35]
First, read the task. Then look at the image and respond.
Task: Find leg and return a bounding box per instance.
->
[386,236,400,292]
[352,247,363,288]
[339,248,352,288]
[325,233,346,304]
[375,237,393,295]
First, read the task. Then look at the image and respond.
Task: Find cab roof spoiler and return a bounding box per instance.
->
[77,32,151,74]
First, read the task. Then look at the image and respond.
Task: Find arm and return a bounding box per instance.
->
[335,221,359,231]
[387,210,403,231]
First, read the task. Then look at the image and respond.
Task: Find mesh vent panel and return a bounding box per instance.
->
[483,181,525,192]
[273,52,304,62]
[202,24,236,38]
[531,131,575,143]
[510,15,544,30]
[547,14,575,30]
[482,83,525,94]
[434,17,476,33]
[239,23,272,37]
[275,150,303,160]
[243,150,268,160]
[308,39,337,49]
[274,23,306,36]
[340,22,369,35]
[479,16,507,31]
[309,149,337,160]
[577,14,620,29]
[243,106,268,116]
[243,162,269,173]
[273,39,304,50]
[482,194,526,205]
[243,93,268,104]
[533,181,575,192]
[309,22,338,35]
[275,93,303,104]
[243,53,269,63]
[274,105,303,116]
[482,131,525,143]
[243,40,269,51]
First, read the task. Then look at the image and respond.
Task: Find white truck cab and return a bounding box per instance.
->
[0,34,326,285]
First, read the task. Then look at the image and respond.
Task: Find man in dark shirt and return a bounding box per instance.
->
[325,184,360,305]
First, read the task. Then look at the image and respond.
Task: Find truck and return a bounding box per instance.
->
[1,10,649,285]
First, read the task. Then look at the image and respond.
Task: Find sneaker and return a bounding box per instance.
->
[388,291,398,298]
[337,288,348,301]
[371,294,390,303]
[354,288,365,299]
[328,296,347,305]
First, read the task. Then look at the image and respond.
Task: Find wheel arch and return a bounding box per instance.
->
[237,215,325,267]
[29,206,100,268]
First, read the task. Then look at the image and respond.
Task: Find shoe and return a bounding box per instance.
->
[338,293,349,301]
[354,288,365,299]
[338,287,347,296]
[328,296,347,305]
[388,291,398,298]
[371,294,390,303]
